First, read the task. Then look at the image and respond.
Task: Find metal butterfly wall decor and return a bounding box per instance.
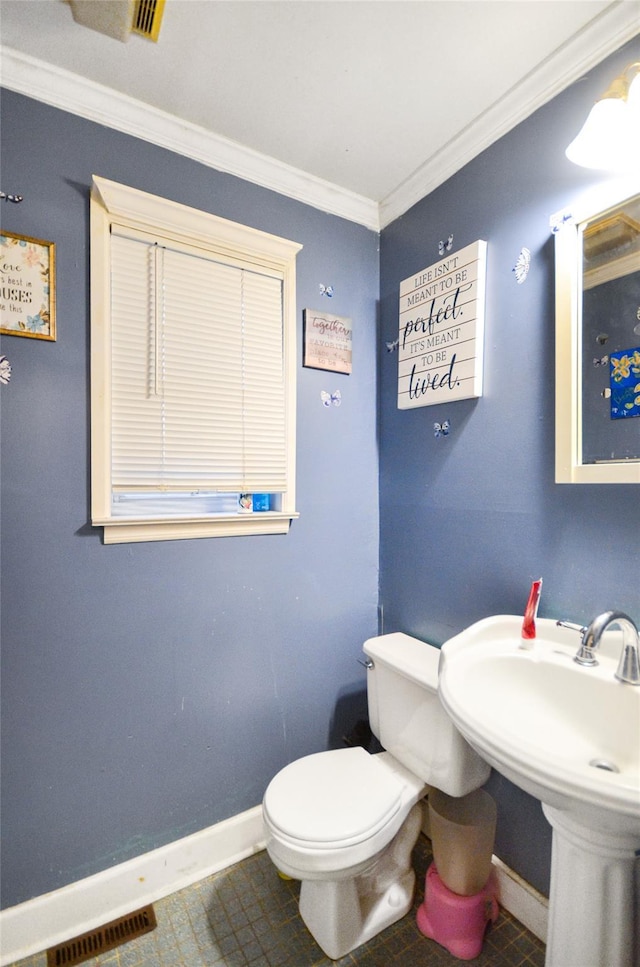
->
[386,338,399,353]
[0,355,12,385]
[513,247,531,284]
[438,235,454,255]
[321,390,341,407]
[433,420,450,438]
[319,284,334,298]
[550,212,573,234]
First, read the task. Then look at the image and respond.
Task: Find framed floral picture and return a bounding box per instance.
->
[0,231,56,340]
[609,347,640,419]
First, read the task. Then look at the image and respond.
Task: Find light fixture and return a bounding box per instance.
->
[565,62,640,172]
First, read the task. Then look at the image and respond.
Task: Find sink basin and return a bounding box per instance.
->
[438,614,640,834]
[438,614,640,967]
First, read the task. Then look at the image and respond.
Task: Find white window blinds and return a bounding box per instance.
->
[91,175,300,542]
[110,230,287,494]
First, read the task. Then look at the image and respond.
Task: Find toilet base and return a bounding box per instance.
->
[298,803,423,960]
[416,863,499,960]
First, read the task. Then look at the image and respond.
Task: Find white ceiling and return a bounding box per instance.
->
[1,1,639,228]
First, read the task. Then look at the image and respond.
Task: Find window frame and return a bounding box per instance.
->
[90,175,301,544]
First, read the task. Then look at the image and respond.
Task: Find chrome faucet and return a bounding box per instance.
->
[557,611,640,685]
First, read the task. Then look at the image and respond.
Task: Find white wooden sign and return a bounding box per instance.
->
[397,241,487,409]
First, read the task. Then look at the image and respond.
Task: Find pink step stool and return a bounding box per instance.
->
[416,863,499,960]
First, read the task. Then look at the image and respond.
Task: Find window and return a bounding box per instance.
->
[90,176,301,543]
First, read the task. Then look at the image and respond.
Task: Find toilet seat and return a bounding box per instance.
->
[263,747,415,850]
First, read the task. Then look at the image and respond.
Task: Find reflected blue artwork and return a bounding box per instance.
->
[609,347,640,419]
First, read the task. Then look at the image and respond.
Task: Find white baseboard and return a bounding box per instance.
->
[0,803,547,965]
[0,806,265,966]
[491,855,548,943]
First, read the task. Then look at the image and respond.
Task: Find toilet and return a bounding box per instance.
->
[262,633,490,960]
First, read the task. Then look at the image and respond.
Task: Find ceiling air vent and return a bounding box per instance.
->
[132,0,165,42]
[68,0,164,42]
[46,905,157,967]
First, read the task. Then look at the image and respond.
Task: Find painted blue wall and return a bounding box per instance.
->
[2,34,640,913]
[379,37,640,896]
[0,90,380,908]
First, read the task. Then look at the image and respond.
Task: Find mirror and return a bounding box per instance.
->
[553,174,640,483]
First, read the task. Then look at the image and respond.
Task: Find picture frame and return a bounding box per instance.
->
[397,240,487,409]
[0,230,56,340]
[303,308,352,374]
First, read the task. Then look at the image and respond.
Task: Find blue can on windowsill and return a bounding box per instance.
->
[252,493,271,512]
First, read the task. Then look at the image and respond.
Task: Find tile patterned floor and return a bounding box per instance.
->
[10,837,545,967]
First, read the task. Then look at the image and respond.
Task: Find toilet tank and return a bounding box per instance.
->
[363,633,489,797]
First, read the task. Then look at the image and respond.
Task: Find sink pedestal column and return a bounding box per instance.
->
[543,804,639,967]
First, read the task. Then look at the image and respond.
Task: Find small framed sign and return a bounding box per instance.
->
[0,230,56,340]
[397,240,487,409]
[303,309,352,374]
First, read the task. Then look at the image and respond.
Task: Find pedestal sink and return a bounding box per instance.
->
[438,615,640,967]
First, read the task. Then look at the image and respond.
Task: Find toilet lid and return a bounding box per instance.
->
[263,747,405,848]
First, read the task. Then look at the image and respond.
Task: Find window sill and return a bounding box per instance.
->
[93,512,299,544]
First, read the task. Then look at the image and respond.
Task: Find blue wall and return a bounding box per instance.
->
[379,37,640,895]
[0,90,380,908]
[2,34,640,913]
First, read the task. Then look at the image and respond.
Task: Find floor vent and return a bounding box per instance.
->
[46,905,157,967]
[133,0,165,41]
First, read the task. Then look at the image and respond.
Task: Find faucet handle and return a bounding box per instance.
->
[556,620,587,636]
[617,642,640,685]
[556,620,597,665]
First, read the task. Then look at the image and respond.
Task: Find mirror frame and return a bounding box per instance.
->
[553,173,640,484]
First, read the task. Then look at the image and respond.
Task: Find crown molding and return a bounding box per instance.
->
[379,4,640,228]
[0,47,380,232]
[2,3,639,233]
